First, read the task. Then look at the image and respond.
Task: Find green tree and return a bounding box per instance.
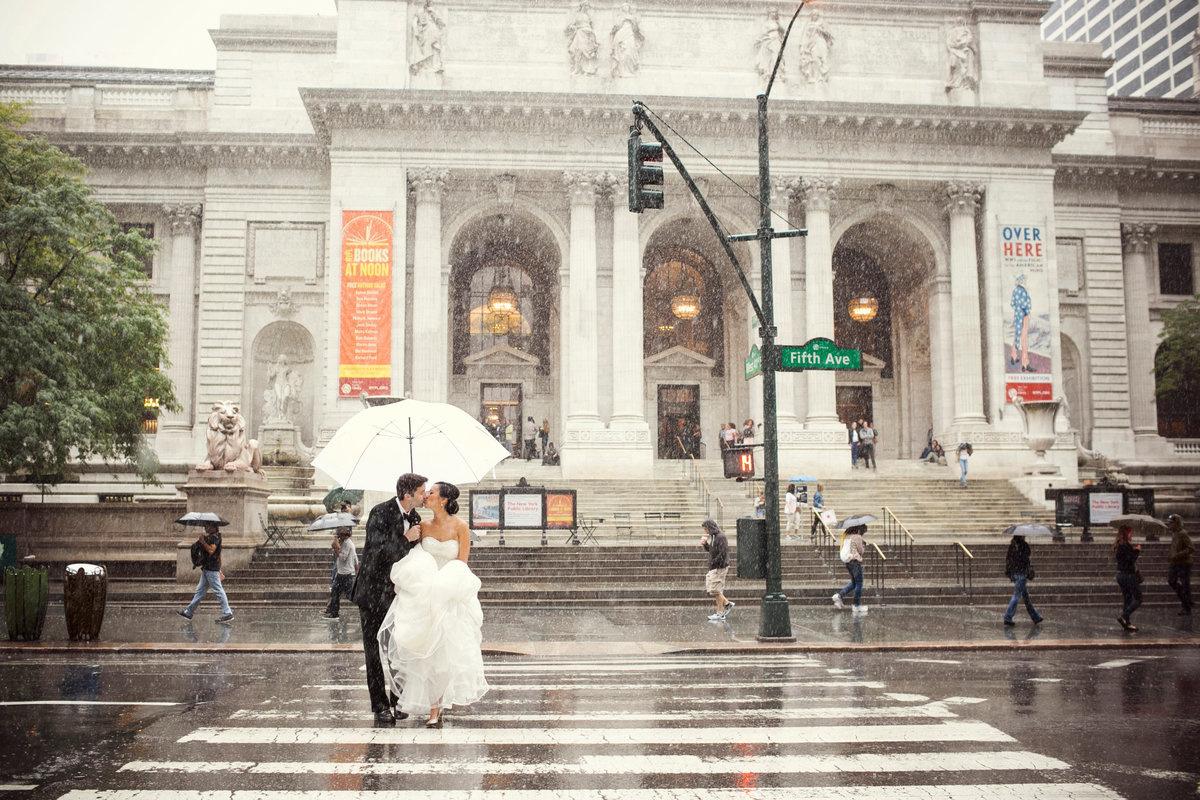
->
[0,103,178,483]
[1155,295,1200,437]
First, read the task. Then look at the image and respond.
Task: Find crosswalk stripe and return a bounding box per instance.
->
[119,749,1067,775]
[55,783,1126,799]
[302,680,888,691]
[178,721,1013,745]
[485,660,826,673]
[227,702,958,722]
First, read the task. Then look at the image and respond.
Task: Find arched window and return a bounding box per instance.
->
[643,250,724,368]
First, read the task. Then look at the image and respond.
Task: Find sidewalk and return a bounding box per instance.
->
[2,601,1196,656]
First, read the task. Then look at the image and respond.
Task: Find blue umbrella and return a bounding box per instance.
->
[789,475,818,483]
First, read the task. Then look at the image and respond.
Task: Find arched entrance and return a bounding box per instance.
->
[1061,334,1091,447]
[833,215,939,459]
[447,212,561,452]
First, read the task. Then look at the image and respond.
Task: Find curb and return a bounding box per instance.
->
[1,637,1196,657]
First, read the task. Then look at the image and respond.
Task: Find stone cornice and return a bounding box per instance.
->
[0,63,213,87]
[1041,42,1112,79]
[300,88,1087,150]
[1054,154,1200,183]
[1109,97,1200,118]
[208,27,337,54]
[47,132,327,169]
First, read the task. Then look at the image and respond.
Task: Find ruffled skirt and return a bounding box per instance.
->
[377,548,489,715]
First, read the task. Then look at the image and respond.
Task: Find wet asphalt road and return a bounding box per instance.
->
[1,647,1197,799]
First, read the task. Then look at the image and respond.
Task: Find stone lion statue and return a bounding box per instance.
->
[196,402,264,474]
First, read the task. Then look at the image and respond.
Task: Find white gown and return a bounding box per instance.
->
[377,537,489,715]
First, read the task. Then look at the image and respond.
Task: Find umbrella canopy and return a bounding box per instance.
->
[1003,523,1055,538]
[308,512,359,531]
[322,486,364,512]
[1108,514,1166,534]
[312,398,511,492]
[837,514,877,530]
[176,512,229,527]
[788,475,818,483]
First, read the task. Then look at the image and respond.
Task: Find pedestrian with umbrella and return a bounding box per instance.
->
[1110,519,1152,632]
[174,512,234,624]
[1166,514,1193,616]
[311,512,359,620]
[1002,523,1048,627]
[832,514,875,616]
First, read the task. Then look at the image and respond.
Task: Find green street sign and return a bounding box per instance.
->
[778,337,862,372]
[744,344,762,380]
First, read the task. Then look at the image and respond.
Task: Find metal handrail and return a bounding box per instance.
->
[881,506,916,568]
[676,437,727,528]
[953,541,974,602]
[812,509,837,559]
[867,541,887,603]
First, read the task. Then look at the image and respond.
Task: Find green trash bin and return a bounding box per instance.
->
[5,565,49,641]
[736,517,767,579]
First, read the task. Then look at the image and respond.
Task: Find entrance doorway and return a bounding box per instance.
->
[837,385,873,428]
[481,383,522,452]
[657,384,700,459]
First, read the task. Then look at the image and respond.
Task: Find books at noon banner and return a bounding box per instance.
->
[338,211,393,397]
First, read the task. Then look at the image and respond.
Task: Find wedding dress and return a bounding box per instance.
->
[377,536,489,716]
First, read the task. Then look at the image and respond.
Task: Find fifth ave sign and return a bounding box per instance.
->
[777,337,863,372]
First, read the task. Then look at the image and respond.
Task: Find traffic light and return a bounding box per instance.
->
[627,127,664,213]
[723,445,755,479]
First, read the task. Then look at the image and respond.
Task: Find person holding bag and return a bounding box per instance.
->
[831,523,867,615]
[1002,534,1043,626]
[1114,525,1143,632]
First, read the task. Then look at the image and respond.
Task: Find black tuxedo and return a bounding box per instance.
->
[355,497,420,712]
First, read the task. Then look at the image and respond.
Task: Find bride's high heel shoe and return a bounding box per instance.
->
[426,707,442,728]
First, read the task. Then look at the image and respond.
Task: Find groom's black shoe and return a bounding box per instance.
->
[372,708,396,727]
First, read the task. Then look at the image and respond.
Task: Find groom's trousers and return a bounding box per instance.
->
[359,604,396,712]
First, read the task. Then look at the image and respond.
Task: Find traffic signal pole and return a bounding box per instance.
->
[631,3,807,642]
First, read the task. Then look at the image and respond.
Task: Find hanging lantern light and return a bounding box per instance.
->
[484,263,519,334]
[848,296,879,323]
[670,293,701,320]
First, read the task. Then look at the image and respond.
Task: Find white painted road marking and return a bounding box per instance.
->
[54,783,1127,799]
[1092,657,1163,669]
[0,786,37,792]
[178,721,1014,746]
[228,702,959,722]
[121,749,1068,775]
[896,658,962,665]
[302,680,888,691]
[0,701,179,707]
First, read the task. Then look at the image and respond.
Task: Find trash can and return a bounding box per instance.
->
[4,564,49,641]
[64,563,107,641]
[736,517,767,579]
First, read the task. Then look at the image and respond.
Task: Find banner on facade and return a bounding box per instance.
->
[338,211,393,397]
[1000,224,1053,402]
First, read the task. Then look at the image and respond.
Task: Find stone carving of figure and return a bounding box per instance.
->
[754,9,787,85]
[797,11,834,84]
[610,2,644,78]
[945,17,979,92]
[264,355,303,425]
[565,0,599,76]
[409,0,446,77]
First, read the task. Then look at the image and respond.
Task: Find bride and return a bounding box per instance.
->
[377,481,489,726]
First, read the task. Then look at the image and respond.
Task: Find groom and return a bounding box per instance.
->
[353,472,427,726]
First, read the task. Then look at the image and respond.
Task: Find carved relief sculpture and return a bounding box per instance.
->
[797,11,833,84]
[196,402,264,474]
[263,355,304,426]
[565,1,599,76]
[610,2,644,78]
[754,9,787,85]
[945,17,979,92]
[409,0,446,76]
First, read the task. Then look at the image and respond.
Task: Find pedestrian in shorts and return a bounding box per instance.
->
[701,520,734,621]
[322,526,358,619]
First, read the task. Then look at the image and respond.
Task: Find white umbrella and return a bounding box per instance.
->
[312,399,511,491]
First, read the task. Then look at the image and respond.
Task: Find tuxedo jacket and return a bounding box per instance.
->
[353,498,420,611]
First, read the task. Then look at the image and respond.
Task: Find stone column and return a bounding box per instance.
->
[609,190,647,427]
[409,168,448,402]
[945,182,988,428]
[563,171,602,428]
[927,275,955,437]
[801,177,841,429]
[770,179,801,429]
[1121,223,1166,455]
[156,203,202,462]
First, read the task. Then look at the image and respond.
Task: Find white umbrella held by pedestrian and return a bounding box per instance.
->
[312,399,511,491]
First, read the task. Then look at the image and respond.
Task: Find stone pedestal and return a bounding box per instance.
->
[176,470,270,582]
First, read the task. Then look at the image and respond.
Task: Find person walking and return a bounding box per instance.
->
[957,442,973,488]
[809,483,825,537]
[539,418,551,456]
[1114,525,1143,632]
[1167,514,1193,616]
[831,523,868,615]
[701,520,734,621]
[523,416,537,460]
[177,522,234,624]
[858,422,877,471]
[784,483,801,536]
[322,526,358,619]
[1002,534,1043,626]
[849,421,860,469]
